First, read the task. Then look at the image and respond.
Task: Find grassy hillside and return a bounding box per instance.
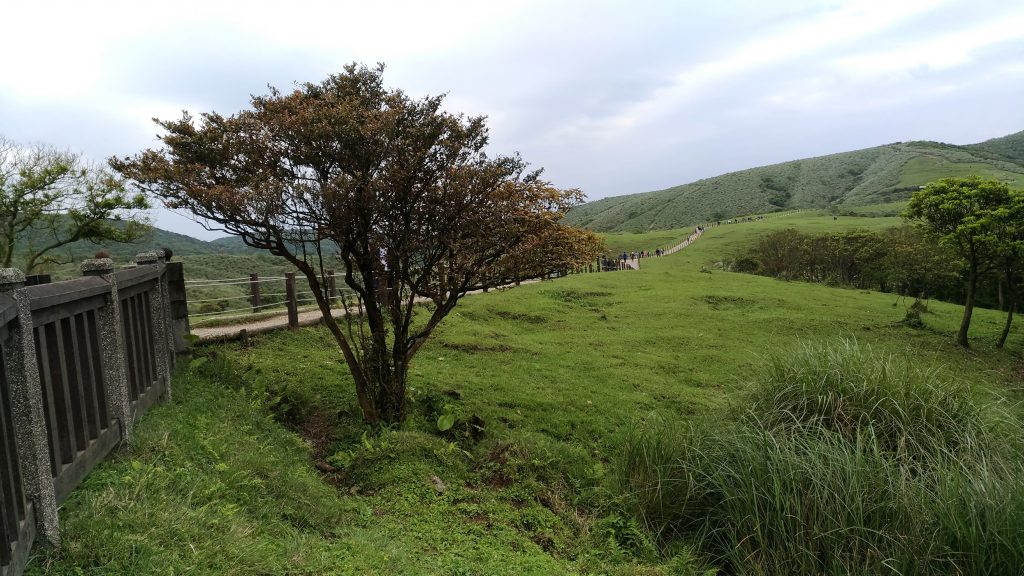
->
[567,131,1024,232]
[35,213,1024,574]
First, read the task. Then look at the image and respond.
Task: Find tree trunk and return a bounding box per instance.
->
[998,268,1017,349]
[998,278,1005,312]
[957,260,978,348]
[373,368,408,424]
[997,300,1015,349]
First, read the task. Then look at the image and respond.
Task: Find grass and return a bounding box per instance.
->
[32,211,1024,574]
[897,156,1024,189]
[617,340,1024,575]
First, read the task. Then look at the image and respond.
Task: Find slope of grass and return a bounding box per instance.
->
[34,213,1024,574]
[897,156,1024,189]
[968,129,1024,164]
[567,132,1024,233]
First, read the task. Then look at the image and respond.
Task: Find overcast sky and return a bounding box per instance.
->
[2,0,1023,240]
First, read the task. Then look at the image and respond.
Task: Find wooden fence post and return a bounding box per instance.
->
[285,272,298,329]
[0,268,60,547]
[249,273,261,313]
[327,270,337,305]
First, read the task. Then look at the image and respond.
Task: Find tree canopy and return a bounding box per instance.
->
[905,176,1013,347]
[112,64,604,424]
[0,136,150,272]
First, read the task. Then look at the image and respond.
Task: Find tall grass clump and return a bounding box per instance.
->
[746,339,998,461]
[616,340,1024,575]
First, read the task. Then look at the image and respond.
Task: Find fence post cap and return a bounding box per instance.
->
[135,251,160,264]
[0,267,26,290]
[81,258,115,276]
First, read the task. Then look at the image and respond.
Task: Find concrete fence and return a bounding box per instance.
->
[0,252,188,576]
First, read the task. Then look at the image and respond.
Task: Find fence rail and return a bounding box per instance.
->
[0,251,188,576]
[185,259,642,326]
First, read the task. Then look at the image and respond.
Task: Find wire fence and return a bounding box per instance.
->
[185,270,359,327]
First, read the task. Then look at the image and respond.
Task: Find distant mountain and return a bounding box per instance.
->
[206,235,264,254]
[566,130,1024,232]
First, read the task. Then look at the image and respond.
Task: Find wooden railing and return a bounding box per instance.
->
[0,252,187,576]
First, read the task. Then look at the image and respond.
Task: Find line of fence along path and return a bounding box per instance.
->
[187,209,808,329]
[189,226,712,342]
[0,251,187,576]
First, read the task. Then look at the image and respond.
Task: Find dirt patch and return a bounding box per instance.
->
[300,409,338,460]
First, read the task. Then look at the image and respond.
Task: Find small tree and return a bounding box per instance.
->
[990,191,1024,348]
[112,64,603,424]
[904,177,1011,347]
[0,136,150,272]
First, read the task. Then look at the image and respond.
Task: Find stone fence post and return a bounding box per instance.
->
[81,258,134,443]
[136,252,172,400]
[165,261,190,358]
[0,269,60,546]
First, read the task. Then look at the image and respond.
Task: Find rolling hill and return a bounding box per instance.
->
[566,130,1024,232]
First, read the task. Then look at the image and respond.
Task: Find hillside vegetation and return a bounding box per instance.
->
[567,130,1024,232]
[35,212,1024,575]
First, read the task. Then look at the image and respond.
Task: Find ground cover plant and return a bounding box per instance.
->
[33,211,1024,574]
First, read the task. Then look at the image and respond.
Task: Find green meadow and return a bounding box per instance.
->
[32,212,1024,575]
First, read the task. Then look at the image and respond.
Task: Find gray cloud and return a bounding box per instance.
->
[1,0,1022,240]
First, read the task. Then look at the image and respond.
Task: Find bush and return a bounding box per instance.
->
[616,340,1024,575]
[744,339,1002,461]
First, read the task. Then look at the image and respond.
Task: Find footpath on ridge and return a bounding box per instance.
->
[191,226,709,342]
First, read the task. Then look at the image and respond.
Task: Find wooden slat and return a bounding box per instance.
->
[76,312,103,438]
[129,295,148,396]
[84,310,110,431]
[31,293,106,327]
[120,299,140,402]
[34,327,61,478]
[3,504,34,576]
[0,490,11,567]
[128,296,143,398]
[117,279,157,302]
[138,292,156,390]
[112,267,158,292]
[132,375,164,423]
[61,316,89,452]
[53,424,120,505]
[26,277,109,313]
[52,320,83,460]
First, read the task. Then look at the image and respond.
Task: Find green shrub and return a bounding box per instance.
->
[616,340,1024,575]
[744,339,1005,462]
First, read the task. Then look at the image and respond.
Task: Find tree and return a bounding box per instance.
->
[0,136,150,272]
[904,176,1012,347]
[990,191,1024,348]
[111,64,604,424]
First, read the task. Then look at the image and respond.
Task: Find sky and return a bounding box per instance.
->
[2,0,1023,240]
